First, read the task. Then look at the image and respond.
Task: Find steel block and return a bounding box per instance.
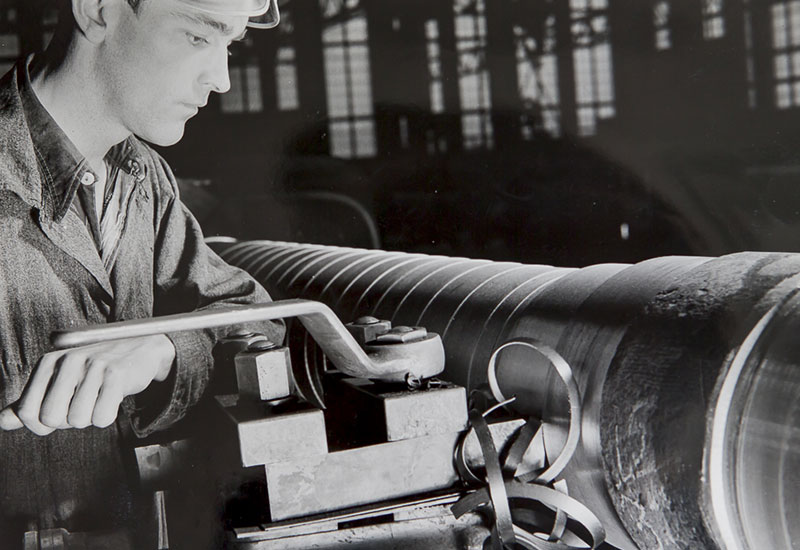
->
[235,344,293,401]
[264,418,524,521]
[339,378,468,441]
[265,431,462,521]
[217,395,328,468]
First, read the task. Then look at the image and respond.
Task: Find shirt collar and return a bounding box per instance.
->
[18,55,146,222]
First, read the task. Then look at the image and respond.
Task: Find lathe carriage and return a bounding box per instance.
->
[34,241,800,550]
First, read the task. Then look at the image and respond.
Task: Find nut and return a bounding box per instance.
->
[346,317,392,345]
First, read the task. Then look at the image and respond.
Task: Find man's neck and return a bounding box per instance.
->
[29,49,130,169]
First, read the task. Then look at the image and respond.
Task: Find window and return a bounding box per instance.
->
[424,19,449,154]
[654,1,672,51]
[771,1,800,108]
[702,0,725,40]
[275,10,299,111]
[514,16,561,139]
[454,0,494,149]
[222,37,263,114]
[570,0,616,136]
[321,0,377,158]
[426,19,445,114]
[276,47,299,111]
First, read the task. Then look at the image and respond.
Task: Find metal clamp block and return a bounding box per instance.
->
[337,378,468,441]
[235,341,293,401]
[217,395,329,468]
[345,316,392,345]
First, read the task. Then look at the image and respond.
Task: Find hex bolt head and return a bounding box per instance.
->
[235,345,293,401]
[346,317,392,345]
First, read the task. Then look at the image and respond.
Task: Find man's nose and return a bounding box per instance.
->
[203,46,231,94]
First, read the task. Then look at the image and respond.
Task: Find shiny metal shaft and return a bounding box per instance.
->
[213,240,800,550]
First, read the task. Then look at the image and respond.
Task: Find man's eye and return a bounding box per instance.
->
[186,33,209,47]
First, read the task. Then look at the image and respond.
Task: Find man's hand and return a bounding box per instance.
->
[0,335,175,435]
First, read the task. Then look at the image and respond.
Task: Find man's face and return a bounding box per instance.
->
[98,0,249,146]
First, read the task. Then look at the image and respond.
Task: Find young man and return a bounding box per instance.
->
[0,0,282,546]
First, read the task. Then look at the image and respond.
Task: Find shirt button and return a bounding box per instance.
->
[80,172,95,186]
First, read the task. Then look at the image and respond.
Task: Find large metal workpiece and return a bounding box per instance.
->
[212,239,800,550]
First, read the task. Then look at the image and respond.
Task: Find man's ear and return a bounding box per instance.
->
[71,0,118,43]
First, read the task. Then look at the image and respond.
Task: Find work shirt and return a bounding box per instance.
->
[0,59,284,544]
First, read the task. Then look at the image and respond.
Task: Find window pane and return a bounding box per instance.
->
[774,4,789,49]
[330,121,353,158]
[276,64,299,110]
[776,53,790,79]
[354,119,376,156]
[777,82,791,108]
[221,67,245,113]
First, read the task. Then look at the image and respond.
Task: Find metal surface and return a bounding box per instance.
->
[52,299,445,385]
[263,418,530,522]
[336,378,469,441]
[233,510,489,549]
[234,344,294,401]
[233,492,463,543]
[216,395,328,468]
[265,431,464,521]
[213,240,800,550]
[705,289,800,550]
[135,440,193,488]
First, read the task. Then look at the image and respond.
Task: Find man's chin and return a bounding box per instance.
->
[139,125,186,147]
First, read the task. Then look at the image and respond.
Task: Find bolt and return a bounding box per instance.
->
[248,340,279,352]
[355,316,381,325]
[389,326,415,334]
[228,330,256,339]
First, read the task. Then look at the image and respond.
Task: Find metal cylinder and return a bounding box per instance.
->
[212,240,800,550]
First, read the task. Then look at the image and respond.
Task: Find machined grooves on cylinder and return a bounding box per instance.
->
[213,241,800,550]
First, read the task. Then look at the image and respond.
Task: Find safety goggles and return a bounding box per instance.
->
[175,0,280,29]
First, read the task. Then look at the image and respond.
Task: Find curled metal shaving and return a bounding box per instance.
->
[450,339,604,549]
[487,338,582,484]
[453,397,517,485]
[453,481,606,550]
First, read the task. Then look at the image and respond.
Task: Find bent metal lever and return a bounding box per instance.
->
[51,299,445,383]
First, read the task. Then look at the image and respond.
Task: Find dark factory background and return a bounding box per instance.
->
[2,0,800,267]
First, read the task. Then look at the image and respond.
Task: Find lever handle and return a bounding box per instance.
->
[52,299,445,383]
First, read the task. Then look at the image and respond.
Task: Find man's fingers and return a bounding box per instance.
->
[0,408,24,431]
[2,406,55,436]
[16,353,62,435]
[67,363,105,429]
[40,355,85,429]
[92,377,124,428]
